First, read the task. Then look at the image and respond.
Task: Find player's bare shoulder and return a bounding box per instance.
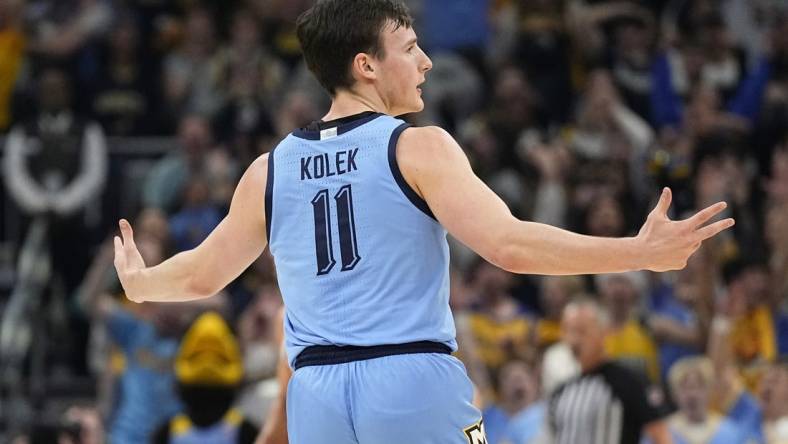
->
[238,152,270,192]
[229,152,271,224]
[250,151,271,181]
[396,125,471,196]
[398,125,457,156]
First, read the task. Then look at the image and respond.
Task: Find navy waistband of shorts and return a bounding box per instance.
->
[293,341,452,370]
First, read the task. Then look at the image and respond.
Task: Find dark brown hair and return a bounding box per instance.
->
[296,0,413,95]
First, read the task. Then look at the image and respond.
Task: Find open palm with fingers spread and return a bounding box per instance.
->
[637,188,734,272]
[113,219,147,303]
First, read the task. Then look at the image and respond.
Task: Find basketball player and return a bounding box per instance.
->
[113,1,734,442]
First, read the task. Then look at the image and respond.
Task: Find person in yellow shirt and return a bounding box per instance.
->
[597,271,661,384]
[466,259,531,374]
[721,259,776,391]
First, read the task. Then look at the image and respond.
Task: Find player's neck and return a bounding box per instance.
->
[323,88,390,121]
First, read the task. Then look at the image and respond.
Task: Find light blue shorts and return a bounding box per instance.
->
[286,353,487,443]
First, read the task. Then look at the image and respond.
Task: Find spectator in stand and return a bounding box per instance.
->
[162,6,223,123]
[142,114,228,213]
[3,66,108,294]
[213,9,280,167]
[606,12,657,122]
[720,258,776,392]
[168,178,222,252]
[764,201,788,356]
[707,280,766,443]
[650,25,771,132]
[757,359,788,444]
[665,356,753,444]
[567,70,655,166]
[90,13,162,136]
[647,255,707,383]
[466,258,530,376]
[25,0,113,73]
[510,0,573,124]
[597,271,662,384]
[3,66,108,373]
[482,360,544,444]
[237,284,282,384]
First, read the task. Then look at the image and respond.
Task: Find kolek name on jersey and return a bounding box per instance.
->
[300,148,359,180]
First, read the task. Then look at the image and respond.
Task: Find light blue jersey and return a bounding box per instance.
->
[268,112,485,443]
[265,112,457,367]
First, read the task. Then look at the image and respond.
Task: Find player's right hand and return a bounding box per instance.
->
[635,187,735,272]
[113,219,147,303]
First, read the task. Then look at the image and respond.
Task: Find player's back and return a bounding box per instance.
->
[265,111,456,366]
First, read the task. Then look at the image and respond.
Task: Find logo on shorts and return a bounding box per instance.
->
[463,420,488,444]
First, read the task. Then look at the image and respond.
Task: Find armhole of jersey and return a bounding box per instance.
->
[387,122,437,221]
[265,148,276,241]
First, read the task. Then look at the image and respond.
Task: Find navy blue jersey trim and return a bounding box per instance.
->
[264,148,276,241]
[294,341,452,369]
[292,112,384,140]
[387,123,436,220]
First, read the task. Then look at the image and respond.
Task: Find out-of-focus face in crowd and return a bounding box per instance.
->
[586,194,626,238]
[184,7,216,52]
[671,363,712,423]
[598,273,639,323]
[492,66,534,127]
[177,115,212,165]
[230,11,260,51]
[758,363,788,420]
[540,276,577,321]
[497,360,539,408]
[561,302,609,371]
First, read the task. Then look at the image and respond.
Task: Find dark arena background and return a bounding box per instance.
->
[1,0,788,443]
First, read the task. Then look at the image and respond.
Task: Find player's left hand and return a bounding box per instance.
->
[636,187,734,272]
[113,219,147,303]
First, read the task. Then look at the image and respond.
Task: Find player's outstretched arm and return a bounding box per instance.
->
[397,126,734,275]
[113,154,270,302]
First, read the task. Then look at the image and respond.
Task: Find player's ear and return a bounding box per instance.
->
[352,53,377,82]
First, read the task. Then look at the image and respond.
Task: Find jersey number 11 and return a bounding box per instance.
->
[311,184,361,275]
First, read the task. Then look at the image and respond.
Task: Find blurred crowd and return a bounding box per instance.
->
[2,0,788,443]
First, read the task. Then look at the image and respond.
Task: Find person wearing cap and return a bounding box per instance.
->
[152,311,259,444]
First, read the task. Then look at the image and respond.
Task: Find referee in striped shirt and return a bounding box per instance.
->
[546,299,672,444]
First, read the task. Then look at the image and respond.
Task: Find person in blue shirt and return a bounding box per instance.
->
[112,1,734,442]
[647,259,705,382]
[482,360,541,444]
[104,303,183,444]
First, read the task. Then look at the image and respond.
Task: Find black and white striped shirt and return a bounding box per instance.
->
[548,361,663,444]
